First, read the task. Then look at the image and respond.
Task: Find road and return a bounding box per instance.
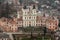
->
[4,31,51,40]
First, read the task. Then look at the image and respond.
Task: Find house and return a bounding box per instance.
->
[0,33,10,40]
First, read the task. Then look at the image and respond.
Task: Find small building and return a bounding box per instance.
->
[0,33,10,40]
[17,17,23,27]
[46,17,59,31]
[36,16,42,26]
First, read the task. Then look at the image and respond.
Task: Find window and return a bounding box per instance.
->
[10,27,11,29]
[34,17,35,19]
[12,28,13,31]
[25,24,26,26]
[55,23,57,25]
[27,17,28,19]
[25,12,26,14]
[55,27,57,29]
[50,23,51,25]
[15,28,17,31]
[53,26,55,28]
[41,24,42,26]
[25,12,26,13]
[29,17,31,19]
[34,11,36,13]
[50,26,51,28]
[36,24,37,26]
[17,22,18,24]
[25,17,26,19]
[7,22,8,24]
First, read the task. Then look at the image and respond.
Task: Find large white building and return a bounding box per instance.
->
[22,4,38,27]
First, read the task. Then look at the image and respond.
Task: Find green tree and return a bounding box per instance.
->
[58,20,60,27]
[43,27,47,36]
[0,2,17,18]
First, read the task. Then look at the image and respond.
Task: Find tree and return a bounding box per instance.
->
[0,2,17,18]
[42,27,47,40]
[0,2,10,18]
[0,0,4,2]
[43,27,47,36]
[58,20,60,27]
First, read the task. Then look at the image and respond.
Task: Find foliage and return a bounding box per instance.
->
[43,27,47,36]
[22,36,51,40]
[0,2,17,18]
